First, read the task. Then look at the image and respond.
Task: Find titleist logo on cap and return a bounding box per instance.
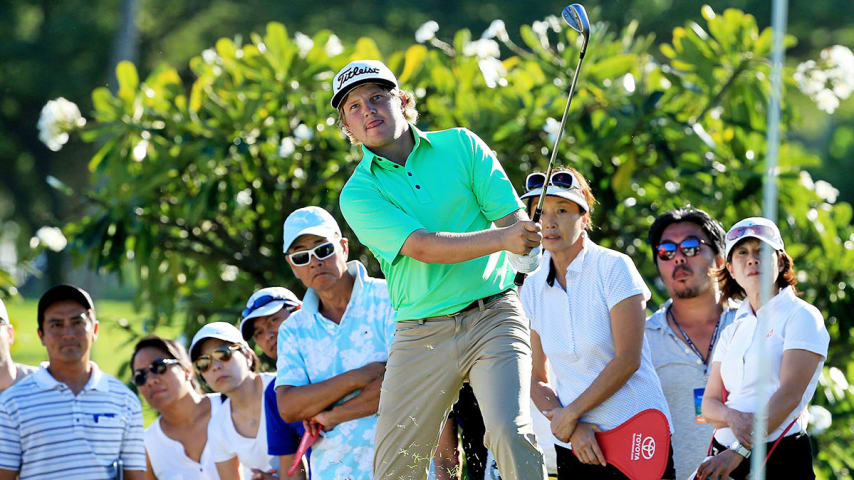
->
[336,66,381,89]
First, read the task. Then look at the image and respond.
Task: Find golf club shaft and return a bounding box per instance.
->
[513,48,586,287]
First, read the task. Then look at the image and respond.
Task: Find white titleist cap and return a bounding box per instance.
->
[520,170,590,212]
[724,217,785,259]
[331,60,398,109]
[282,206,341,253]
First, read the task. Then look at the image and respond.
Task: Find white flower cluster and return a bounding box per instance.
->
[30,226,68,252]
[294,32,314,57]
[415,21,439,44]
[794,45,854,114]
[482,20,509,43]
[37,97,86,152]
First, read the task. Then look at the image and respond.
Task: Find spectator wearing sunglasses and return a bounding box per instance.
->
[0,285,145,480]
[275,206,395,480]
[519,168,675,479]
[695,218,828,480]
[644,207,737,480]
[238,287,309,479]
[0,298,37,394]
[189,322,280,480]
[131,336,238,479]
[333,60,547,480]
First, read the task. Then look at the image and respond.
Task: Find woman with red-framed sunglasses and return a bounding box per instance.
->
[695,217,829,480]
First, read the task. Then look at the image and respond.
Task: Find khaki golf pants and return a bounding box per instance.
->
[373,290,547,480]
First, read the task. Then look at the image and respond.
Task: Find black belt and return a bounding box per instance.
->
[455,290,511,314]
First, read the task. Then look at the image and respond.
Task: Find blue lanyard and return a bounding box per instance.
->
[667,306,721,375]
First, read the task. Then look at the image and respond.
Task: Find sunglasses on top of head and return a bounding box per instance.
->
[133,358,180,386]
[525,171,578,192]
[656,236,708,261]
[726,224,779,243]
[194,344,242,373]
[287,242,336,266]
[242,294,297,318]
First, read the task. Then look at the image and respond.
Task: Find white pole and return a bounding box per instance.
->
[751,0,788,478]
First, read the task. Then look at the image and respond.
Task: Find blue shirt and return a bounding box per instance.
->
[275,261,396,480]
[264,380,307,457]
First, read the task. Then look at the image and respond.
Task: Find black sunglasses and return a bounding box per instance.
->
[287,242,336,266]
[656,237,708,261]
[242,295,297,318]
[525,171,577,192]
[194,344,242,373]
[133,358,180,386]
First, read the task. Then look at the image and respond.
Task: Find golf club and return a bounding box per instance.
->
[514,3,590,287]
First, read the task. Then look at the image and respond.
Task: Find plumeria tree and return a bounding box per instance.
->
[44,6,854,476]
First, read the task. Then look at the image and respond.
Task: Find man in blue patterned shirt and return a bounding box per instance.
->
[275,206,395,480]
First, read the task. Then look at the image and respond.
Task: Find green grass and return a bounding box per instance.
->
[5,299,183,425]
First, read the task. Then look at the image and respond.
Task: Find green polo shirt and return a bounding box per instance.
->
[340,125,525,321]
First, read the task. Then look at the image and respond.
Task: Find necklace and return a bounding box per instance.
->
[667,305,721,375]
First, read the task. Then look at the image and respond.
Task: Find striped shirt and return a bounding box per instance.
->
[0,362,146,479]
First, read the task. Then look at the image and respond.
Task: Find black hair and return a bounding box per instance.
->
[130,336,200,393]
[648,207,725,264]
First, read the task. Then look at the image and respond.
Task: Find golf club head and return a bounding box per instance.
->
[562,4,590,40]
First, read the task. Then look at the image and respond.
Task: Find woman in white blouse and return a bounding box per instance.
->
[696,217,829,480]
[189,322,293,480]
[131,336,239,480]
[520,167,674,479]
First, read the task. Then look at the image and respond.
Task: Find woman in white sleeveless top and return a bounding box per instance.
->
[190,322,285,480]
[131,336,239,479]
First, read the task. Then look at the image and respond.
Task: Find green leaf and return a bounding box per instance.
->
[399,44,427,84]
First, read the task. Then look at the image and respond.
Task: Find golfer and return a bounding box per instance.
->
[519,168,675,479]
[335,59,547,480]
[696,217,829,480]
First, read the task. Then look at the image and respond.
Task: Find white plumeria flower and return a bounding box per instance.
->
[415,21,439,43]
[278,137,296,157]
[814,180,839,203]
[201,48,218,64]
[543,117,560,144]
[293,124,314,142]
[220,265,239,282]
[477,57,507,88]
[463,38,500,59]
[325,34,344,56]
[132,139,149,162]
[482,19,509,43]
[807,405,832,435]
[34,226,67,252]
[621,73,636,93]
[294,32,314,57]
[235,188,252,206]
[815,88,840,114]
[37,97,86,152]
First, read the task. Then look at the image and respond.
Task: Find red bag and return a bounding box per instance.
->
[578,409,671,480]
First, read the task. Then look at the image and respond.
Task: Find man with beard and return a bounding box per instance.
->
[645,208,738,480]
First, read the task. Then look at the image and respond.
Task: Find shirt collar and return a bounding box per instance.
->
[646,298,675,331]
[545,232,592,287]
[32,361,109,392]
[359,123,432,172]
[301,260,368,315]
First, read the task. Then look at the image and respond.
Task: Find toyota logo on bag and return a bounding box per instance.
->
[630,432,656,461]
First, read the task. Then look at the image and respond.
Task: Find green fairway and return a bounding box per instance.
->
[4,298,184,425]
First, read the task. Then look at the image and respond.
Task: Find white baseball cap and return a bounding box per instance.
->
[282,206,342,253]
[189,322,247,361]
[331,60,399,109]
[520,170,590,212]
[238,287,301,340]
[724,217,785,259]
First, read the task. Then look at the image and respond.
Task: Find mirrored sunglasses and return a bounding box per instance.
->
[194,344,242,373]
[726,224,779,243]
[525,171,577,192]
[287,242,336,266]
[656,237,707,261]
[133,358,180,386]
[242,294,297,318]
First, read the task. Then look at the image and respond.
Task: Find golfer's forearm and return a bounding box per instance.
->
[765,387,802,433]
[400,229,505,264]
[567,355,638,418]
